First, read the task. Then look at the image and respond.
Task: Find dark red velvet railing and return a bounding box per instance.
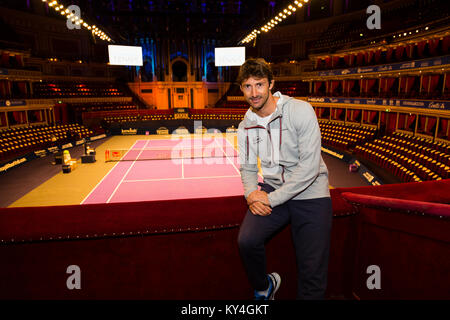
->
[0,179,449,299]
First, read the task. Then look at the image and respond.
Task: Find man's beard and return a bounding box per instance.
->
[249,94,269,112]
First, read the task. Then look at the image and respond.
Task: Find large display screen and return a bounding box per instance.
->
[108,45,143,66]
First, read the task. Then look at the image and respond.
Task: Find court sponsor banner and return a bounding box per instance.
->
[318,55,450,77]
[0,134,109,175]
[88,134,107,141]
[349,159,383,186]
[0,99,27,107]
[121,128,138,135]
[308,97,450,110]
[321,145,352,162]
[0,156,31,174]
[321,145,383,185]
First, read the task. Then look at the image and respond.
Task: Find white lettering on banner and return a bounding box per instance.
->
[66,265,81,290]
[321,147,344,159]
[428,102,445,109]
[0,158,27,173]
[90,134,107,141]
[363,171,374,182]
[34,150,47,158]
[121,129,137,135]
[308,97,325,103]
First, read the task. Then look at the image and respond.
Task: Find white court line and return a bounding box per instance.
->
[222,135,264,180]
[123,175,241,183]
[215,137,241,175]
[106,139,150,203]
[80,140,140,204]
[181,157,184,179]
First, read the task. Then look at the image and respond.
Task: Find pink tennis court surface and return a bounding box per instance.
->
[82,137,248,204]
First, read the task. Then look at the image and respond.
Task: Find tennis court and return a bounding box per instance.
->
[82,136,248,204]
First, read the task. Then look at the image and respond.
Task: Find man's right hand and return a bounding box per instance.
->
[249,201,272,216]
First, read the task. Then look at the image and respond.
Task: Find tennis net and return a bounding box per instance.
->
[105,146,238,162]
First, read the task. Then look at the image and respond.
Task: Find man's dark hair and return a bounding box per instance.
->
[237,58,273,85]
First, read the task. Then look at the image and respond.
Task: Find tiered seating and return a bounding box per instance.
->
[0,124,93,161]
[190,113,244,121]
[104,114,175,124]
[355,132,450,182]
[222,100,248,108]
[33,81,126,98]
[71,102,137,113]
[319,120,377,150]
[273,81,309,97]
[312,0,449,57]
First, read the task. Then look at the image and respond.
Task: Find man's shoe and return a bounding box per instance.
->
[254,272,281,300]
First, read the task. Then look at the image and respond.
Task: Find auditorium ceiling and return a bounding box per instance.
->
[0,0,294,45]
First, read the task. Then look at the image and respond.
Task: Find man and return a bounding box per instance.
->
[237,58,332,300]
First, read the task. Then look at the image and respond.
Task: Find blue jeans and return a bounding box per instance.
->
[237,183,333,299]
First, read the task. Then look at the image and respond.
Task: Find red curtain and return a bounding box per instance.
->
[344,55,351,66]
[398,114,406,129]
[0,112,6,126]
[17,82,27,95]
[366,51,373,65]
[382,78,396,92]
[325,57,332,68]
[15,55,24,68]
[422,75,430,92]
[332,56,339,68]
[13,111,21,122]
[439,119,449,136]
[426,117,437,133]
[445,74,450,90]
[1,53,9,67]
[388,113,397,131]
[366,79,376,91]
[429,75,440,92]
[400,77,415,93]
[395,46,405,60]
[417,41,426,57]
[329,80,340,94]
[356,52,364,65]
[407,114,416,128]
[374,50,381,63]
[332,108,344,120]
[443,36,450,54]
[380,112,386,125]
[364,111,377,123]
[346,80,355,94]
[419,116,426,131]
[34,111,42,122]
[0,81,6,97]
[386,48,393,62]
[315,81,324,93]
[429,38,440,55]
[360,79,367,93]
